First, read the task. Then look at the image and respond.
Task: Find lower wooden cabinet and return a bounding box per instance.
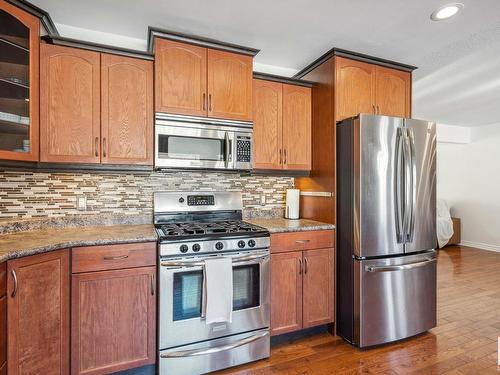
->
[270,232,335,336]
[270,251,303,336]
[7,250,70,375]
[71,266,156,375]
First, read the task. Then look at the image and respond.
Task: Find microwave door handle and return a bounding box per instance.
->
[224,132,230,169]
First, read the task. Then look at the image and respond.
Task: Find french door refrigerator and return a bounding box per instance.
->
[336,114,437,348]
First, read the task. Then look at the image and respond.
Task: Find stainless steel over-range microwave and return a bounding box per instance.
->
[155,114,253,171]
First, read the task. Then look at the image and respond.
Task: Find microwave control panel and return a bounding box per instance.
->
[236,136,252,163]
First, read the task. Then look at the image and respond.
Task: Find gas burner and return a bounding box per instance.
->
[157,220,265,240]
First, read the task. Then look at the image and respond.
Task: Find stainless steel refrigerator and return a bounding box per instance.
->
[336,114,437,348]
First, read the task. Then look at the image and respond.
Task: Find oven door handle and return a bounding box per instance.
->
[160,330,269,358]
[160,251,269,268]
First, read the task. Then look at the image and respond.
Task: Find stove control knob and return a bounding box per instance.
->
[237,240,246,248]
[192,244,201,252]
[180,244,188,253]
[248,240,256,248]
[178,197,185,203]
[215,242,224,250]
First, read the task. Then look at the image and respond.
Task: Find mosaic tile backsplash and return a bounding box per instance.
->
[0,171,294,222]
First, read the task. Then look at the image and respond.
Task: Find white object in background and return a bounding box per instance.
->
[285,189,300,219]
[77,196,87,211]
[437,199,454,248]
[203,257,233,324]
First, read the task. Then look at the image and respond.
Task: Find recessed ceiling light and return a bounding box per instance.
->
[431,3,464,21]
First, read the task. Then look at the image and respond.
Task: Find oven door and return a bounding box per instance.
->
[155,124,234,169]
[159,250,270,350]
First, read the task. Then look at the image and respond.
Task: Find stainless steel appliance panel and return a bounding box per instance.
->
[159,250,270,349]
[358,114,405,257]
[159,329,269,375]
[355,251,437,348]
[403,119,437,254]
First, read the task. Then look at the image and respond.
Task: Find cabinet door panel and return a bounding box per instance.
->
[282,84,311,170]
[271,252,303,335]
[335,57,375,121]
[7,250,70,375]
[208,49,252,121]
[40,44,101,163]
[155,38,207,116]
[375,66,411,117]
[252,79,282,169]
[101,54,153,165]
[303,248,334,328]
[0,1,40,161]
[71,267,156,375]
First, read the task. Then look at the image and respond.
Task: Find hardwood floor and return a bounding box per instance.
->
[218,246,500,374]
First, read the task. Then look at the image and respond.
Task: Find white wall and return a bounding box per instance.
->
[437,123,500,251]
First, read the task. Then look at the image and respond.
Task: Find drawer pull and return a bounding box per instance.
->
[103,255,129,261]
[295,240,310,244]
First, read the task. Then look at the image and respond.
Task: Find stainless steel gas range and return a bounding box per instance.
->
[154,191,270,375]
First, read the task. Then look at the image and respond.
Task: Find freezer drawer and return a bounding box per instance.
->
[355,251,437,348]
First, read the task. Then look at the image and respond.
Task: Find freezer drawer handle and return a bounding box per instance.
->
[160,330,269,358]
[366,258,436,272]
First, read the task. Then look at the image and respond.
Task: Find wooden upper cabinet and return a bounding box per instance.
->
[207,49,252,121]
[7,250,70,375]
[252,79,282,169]
[71,266,156,375]
[155,38,207,116]
[271,251,303,336]
[0,1,40,162]
[302,248,335,328]
[101,54,153,165]
[40,44,101,163]
[282,84,311,170]
[375,66,411,118]
[335,57,375,121]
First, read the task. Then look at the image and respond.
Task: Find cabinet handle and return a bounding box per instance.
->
[295,239,310,244]
[102,137,107,158]
[377,105,380,114]
[151,274,155,296]
[11,270,18,298]
[95,137,99,157]
[298,258,303,275]
[284,149,287,164]
[304,257,309,274]
[279,149,282,164]
[209,94,212,111]
[103,255,129,261]
[202,93,206,111]
[373,105,376,114]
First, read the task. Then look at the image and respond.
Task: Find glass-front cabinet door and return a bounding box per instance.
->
[0,1,39,161]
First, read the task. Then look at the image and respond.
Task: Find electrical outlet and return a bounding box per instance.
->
[77,196,87,211]
[260,194,266,206]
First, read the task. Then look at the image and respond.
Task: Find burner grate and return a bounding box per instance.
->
[157,220,264,239]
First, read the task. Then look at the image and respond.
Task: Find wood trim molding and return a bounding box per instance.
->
[41,35,154,60]
[147,26,260,56]
[253,72,313,87]
[294,47,417,79]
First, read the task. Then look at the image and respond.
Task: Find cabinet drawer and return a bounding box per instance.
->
[271,230,334,253]
[72,242,156,273]
[0,263,5,297]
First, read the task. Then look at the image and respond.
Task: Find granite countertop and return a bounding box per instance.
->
[0,224,157,263]
[247,218,335,233]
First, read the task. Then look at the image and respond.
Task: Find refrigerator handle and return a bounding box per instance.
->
[395,128,405,243]
[407,128,416,242]
[402,127,415,243]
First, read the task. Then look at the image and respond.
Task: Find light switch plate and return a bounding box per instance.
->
[77,196,87,211]
[260,194,266,206]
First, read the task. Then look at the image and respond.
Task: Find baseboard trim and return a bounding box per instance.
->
[460,240,500,252]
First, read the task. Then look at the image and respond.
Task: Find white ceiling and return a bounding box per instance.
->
[32,0,500,127]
